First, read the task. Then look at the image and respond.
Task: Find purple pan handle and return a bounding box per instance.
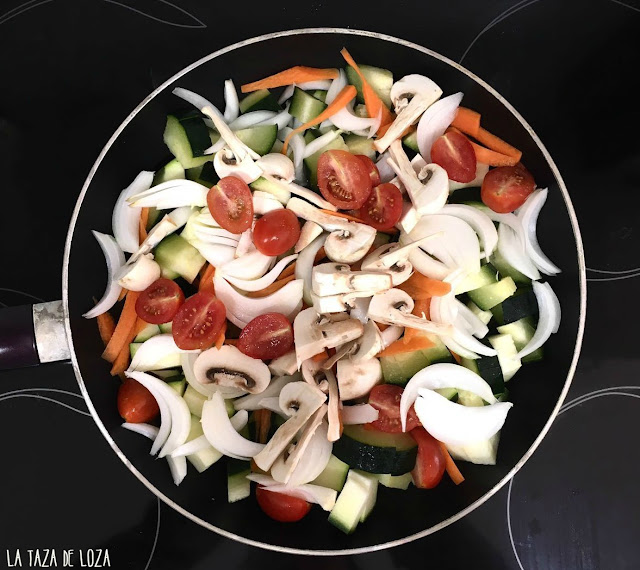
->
[0,301,70,370]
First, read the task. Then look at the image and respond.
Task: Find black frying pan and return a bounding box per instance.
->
[1,28,586,555]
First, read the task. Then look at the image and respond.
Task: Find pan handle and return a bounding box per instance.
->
[0,300,70,370]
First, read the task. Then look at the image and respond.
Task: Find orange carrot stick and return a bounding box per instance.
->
[340,48,394,131]
[241,66,339,93]
[118,288,127,302]
[96,311,116,346]
[246,274,296,298]
[110,318,146,376]
[438,441,465,485]
[401,299,433,345]
[450,350,462,364]
[214,321,227,350]
[282,85,357,155]
[314,247,326,264]
[138,207,150,243]
[224,338,238,346]
[449,127,519,167]
[473,126,522,162]
[451,107,481,138]
[102,291,141,363]
[254,409,272,444]
[378,335,435,357]
[198,263,216,294]
[277,262,297,281]
[311,349,329,363]
[398,273,451,299]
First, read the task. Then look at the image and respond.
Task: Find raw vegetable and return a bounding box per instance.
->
[241,66,339,93]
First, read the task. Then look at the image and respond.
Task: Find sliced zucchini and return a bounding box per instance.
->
[491,247,532,285]
[183,385,207,417]
[163,112,213,169]
[446,432,500,465]
[153,158,185,186]
[153,234,206,284]
[186,161,217,187]
[461,356,505,395]
[454,264,499,294]
[328,469,378,534]
[344,133,376,160]
[250,177,291,204]
[311,455,350,492]
[492,288,539,325]
[166,376,186,396]
[466,300,493,326]
[467,276,517,311]
[497,317,544,363]
[227,459,251,503]
[380,335,452,385]
[235,124,278,156]
[488,333,522,381]
[303,134,349,188]
[185,415,223,473]
[290,87,326,124]
[129,342,141,359]
[159,322,173,334]
[402,130,419,153]
[375,472,413,490]
[134,323,161,342]
[345,64,393,108]
[456,389,484,407]
[239,89,281,113]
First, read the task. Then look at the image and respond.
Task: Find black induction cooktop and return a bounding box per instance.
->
[2,0,639,568]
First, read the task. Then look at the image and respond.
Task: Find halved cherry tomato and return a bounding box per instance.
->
[409,427,446,489]
[317,149,372,209]
[207,176,254,233]
[355,154,381,187]
[356,182,403,230]
[172,291,226,350]
[252,209,301,256]
[481,163,536,213]
[135,278,184,324]
[237,313,294,360]
[117,378,159,423]
[365,384,422,433]
[431,130,477,183]
[255,486,311,522]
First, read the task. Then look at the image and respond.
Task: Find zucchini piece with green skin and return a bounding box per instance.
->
[134,323,161,342]
[153,158,185,186]
[311,455,350,492]
[490,247,532,285]
[227,459,251,503]
[491,287,539,325]
[461,356,505,395]
[344,133,376,160]
[345,64,394,108]
[454,263,499,294]
[129,342,141,359]
[403,130,419,153]
[186,161,217,187]
[166,376,186,396]
[163,112,214,169]
[488,333,522,381]
[375,472,413,490]
[446,432,500,465]
[303,134,349,188]
[328,469,379,534]
[332,424,417,476]
[497,317,544,363]
[312,90,328,102]
[467,276,517,310]
[356,471,379,523]
[448,188,482,204]
[289,87,327,124]
[186,415,223,472]
[235,124,278,156]
[466,301,493,326]
[153,234,206,284]
[380,336,452,386]
[158,322,172,334]
[250,177,291,204]
[182,385,207,417]
[239,89,281,113]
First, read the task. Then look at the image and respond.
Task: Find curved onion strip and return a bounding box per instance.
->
[326,70,347,104]
[286,421,333,486]
[262,106,293,130]
[289,132,306,181]
[380,325,404,349]
[192,222,241,240]
[417,92,464,161]
[295,233,328,305]
[205,137,226,155]
[112,171,153,253]
[440,335,480,360]
[82,232,125,319]
[400,362,498,431]
[442,204,498,259]
[497,223,540,281]
[297,79,333,91]
[190,242,236,267]
[170,434,211,458]
[452,327,497,357]
[129,179,209,209]
[234,374,299,411]
[193,230,240,248]
[246,473,337,511]
[181,352,214,397]
[325,104,380,136]
[414,388,512,446]
[342,404,380,425]
[303,129,343,159]
[167,456,187,486]
[121,422,159,440]
[376,151,396,183]
[167,206,196,228]
[201,392,265,460]
[230,409,249,431]
[517,189,562,275]
[172,87,224,121]
[518,281,561,358]
[455,299,489,338]
[113,254,161,292]
[253,192,284,216]
[126,371,191,457]
[220,249,275,280]
[406,247,450,280]
[128,334,199,372]
[223,79,239,123]
[229,110,276,130]
[222,254,297,292]
[278,84,296,105]
[480,207,523,234]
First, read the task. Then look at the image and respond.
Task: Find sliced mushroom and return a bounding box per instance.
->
[390,74,443,114]
[193,345,270,394]
[302,358,329,392]
[368,288,453,336]
[268,351,298,377]
[325,369,342,442]
[213,147,262,184]
[397,201,420,234]
[320,342,357,370]
[287,198,376,264]
[293,308,364,366]
[295,221,324,253]
[234,372,299,411]
[310,290,375,314]
[253,381,327,471]
[256,153,295,183]
[348,320,384,362]
[336,358,383,401]
[312,263,392,296]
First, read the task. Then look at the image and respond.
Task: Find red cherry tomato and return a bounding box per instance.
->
[135,278,184,324]
[207,176,254,234]
[237,313,294,360]
[117,378,159,423]
[481,164,536,213]
[409,427,446,489]
[252,209,301,256]
[317,149,372,209]
[431,130,477,183]
[172,292,226,350]
[255,486,311,522]
[355,154,381,187]
[356,182,403,231]
[365,384,422,433]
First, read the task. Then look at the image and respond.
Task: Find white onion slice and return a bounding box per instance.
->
[129,179,209,209]
[297,79,333,91]
[190,242,236,267]
[380,325,404,349]
[342,404,380,425]
[288,131,306,182]
[246,474,337,511]
[181,352,213,398]
[220,249,275,280]
[167,456,187,486]
[234,228,255,258]
[193,231,239,248]
[517,189,561,275]
[172,87,224,121]
[407,247,451,280]
[221,254,297,292]
[122,422,159,440]
[303,129,343,159]
[223,79,239,123]
[202,392,265,460]
[253,191,284,216]
[278,84,296,105]
[130,217,178,264]
[286,421,333,486]
[126,371,191,458]
[518,281,561,358]
[400,362,497,431]
[112,171,153,254]
[170,434,211,458]
[498,223,540,281]
[295,233,328,305]
[230,409,249,431]
[166,206,195,229]
[416,92,463,161]
[442,204,498,259]
[229,111,276,130]
[414,388,513,445]
[376,151,396,183]
[114,254,161,292]
[128,334,199,372]
[455,299,489,338]
[260,106,293,131]
[83,232,125,319]
[234,374,299,411]
[326,104,380,136]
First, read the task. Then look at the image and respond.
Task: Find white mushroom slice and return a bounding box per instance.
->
[320,342,357,370]
[368,288,453,336]
[234,373,300,411]
[268,351,299,377]
[287,198,376,263]
[349,296,371,324]
[310,290,373,314]
[325,370,342,442]
[374,94,439,154]
[213,147,262,184]
[203,106,260,161]
[128,217,178,263]
[193,345,270,394]
[312,263,392,296]
[293,308,364,366]
[390,74,443,114]
[380,325,404,349]
[348,320,384,362]
[387,140,448,215]
[253,381,327,472]
[396,202,420,234]
[220,249,274,280]
[336,358,383,401]
[301,358,329,392]
[114,253,161,291]
[360,239,438,287]
[295,221,324,253]
[253,191,284,215]
[256,153,295,183]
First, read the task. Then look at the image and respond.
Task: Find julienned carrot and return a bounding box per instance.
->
[401,299,433,345]
[340,48,394,131]
[102,291,141,363]
[138,207,150,243]
[318,209,399,235]
[470,141,519,167]
[399,273,451,299]
[246,274,296,298]
[450,350,462,364]
[198,263,216,293]
[311,349,329,362]
[451,107,481,138]
[224,338,238,346]
[473,127,522,162]
[118,288,127,302]
[277,262,297,281]
[378,335,435,357]
[314,247,326,263]
[96,311,116,346]
[241,66,339,93]
[282,85,357,155]
[254,409,272,444]
[214,321,227,350]
[438,441,465,485]
[110,318,146,376]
